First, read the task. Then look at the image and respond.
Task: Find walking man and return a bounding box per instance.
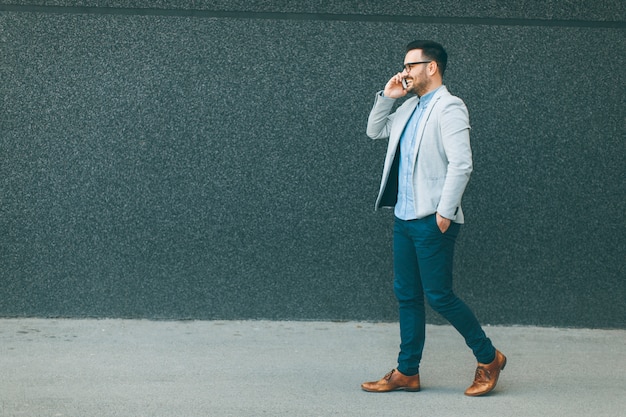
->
[362,40,506,396]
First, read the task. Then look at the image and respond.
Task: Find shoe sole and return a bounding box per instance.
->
[361,386,421,393]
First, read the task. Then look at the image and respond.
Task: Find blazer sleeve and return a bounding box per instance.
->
[366,91,397,140]
[437,97,473,220]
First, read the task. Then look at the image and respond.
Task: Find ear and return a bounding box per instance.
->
[427,61,438,76]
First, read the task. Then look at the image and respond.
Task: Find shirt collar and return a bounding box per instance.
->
[417,86,441,107]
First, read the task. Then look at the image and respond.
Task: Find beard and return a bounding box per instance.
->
[404,66,430,96]
[406,78,429,97]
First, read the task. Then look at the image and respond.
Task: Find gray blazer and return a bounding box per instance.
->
[367,86,472,223]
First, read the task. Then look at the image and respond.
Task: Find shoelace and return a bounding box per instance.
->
[474,366,492,382]
[384,369,396,382]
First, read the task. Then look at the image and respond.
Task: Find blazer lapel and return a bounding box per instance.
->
[411,87,447,163]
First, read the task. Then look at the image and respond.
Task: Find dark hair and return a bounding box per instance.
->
[405,40,448,77]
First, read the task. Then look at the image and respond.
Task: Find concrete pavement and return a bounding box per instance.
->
[1,319,625,417]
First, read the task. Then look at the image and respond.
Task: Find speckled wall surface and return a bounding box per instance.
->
[1,2,624,328]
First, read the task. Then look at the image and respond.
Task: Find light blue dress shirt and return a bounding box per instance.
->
[395,87,440,220]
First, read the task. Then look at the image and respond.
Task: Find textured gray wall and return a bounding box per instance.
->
[1,2,625,328]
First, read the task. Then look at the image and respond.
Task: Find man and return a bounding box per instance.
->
[361,40,506,397]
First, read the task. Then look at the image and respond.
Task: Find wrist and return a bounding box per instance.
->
[437,212,450,221]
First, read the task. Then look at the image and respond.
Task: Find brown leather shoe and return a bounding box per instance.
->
[361,369,420,393]
[464,349,507,396]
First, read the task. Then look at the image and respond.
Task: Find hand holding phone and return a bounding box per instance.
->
[383,73,408,99]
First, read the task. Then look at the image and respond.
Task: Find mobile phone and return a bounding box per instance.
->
[401,79,408,89]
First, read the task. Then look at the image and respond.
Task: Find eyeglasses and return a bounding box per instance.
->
[402,61,432,73]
